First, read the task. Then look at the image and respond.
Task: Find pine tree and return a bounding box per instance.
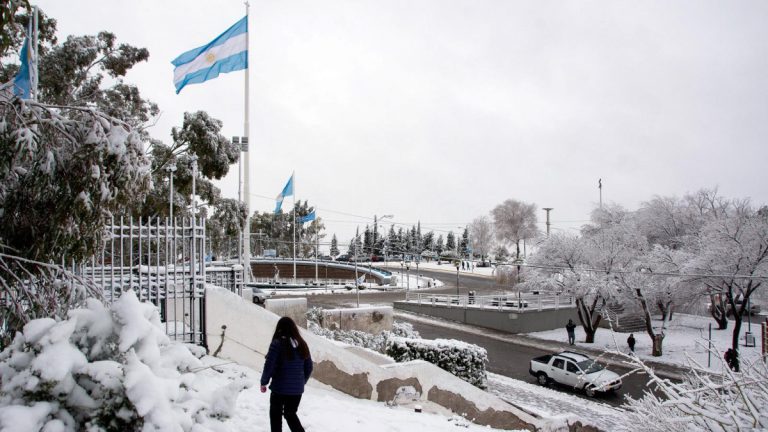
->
[446,231,456,252]
[436,235,444,255]
[363,225,372,256]
[460,228,470,257]
[422,231,435,252]
[330,234,340,257]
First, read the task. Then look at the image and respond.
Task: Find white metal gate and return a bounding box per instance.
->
[81,216,207,346]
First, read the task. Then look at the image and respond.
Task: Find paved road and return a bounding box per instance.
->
[283,267,658,407]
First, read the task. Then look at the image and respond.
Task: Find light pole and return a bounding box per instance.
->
[406,263,410,292]
[165,163,177,223]
[375,214,394,259]
[543,208,553,236]
[455,260,460,297]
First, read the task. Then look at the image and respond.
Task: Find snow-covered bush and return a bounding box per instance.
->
[385,337,488,389]
[0,290,250,432]
[0,253,102,349]
[308,309,489,389]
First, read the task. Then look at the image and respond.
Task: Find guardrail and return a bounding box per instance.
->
[403,292,575,311]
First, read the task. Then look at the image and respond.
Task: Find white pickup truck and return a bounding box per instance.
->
[529,351,622,397]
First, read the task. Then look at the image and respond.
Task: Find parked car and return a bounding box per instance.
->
[336,254,351,262]
[245,284,271,305]
[529,351,622,397]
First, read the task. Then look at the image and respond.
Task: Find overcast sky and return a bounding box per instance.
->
[37,0,768,246]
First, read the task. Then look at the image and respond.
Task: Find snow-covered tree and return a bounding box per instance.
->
[207,198,246,258]
[469,216,494,263]
[421,231,435,253]
[446,231,456,252]
[620,350,768,431]
[0,99,151,261]
[435,234,444,256]
[330,234,340,258]
[524,233,609,343]
[460,228,469,258]
[683,204,768,371]
[491,199,538,259]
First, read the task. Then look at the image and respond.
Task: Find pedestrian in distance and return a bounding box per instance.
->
[566,319,576,345]
[261,317,314,432]
[627,333,636,353]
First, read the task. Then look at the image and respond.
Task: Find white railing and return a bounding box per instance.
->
[404,292,575,311]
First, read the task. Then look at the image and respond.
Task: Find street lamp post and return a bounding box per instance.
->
[165,163,177,222]
[406,263,410,291]
[455,260,460,297]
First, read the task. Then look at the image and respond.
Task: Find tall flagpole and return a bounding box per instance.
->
[242,2,252,281]
[293,172,297,282]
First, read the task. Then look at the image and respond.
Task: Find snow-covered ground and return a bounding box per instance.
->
[527,313,764,372]
[488,373,626,432]
[402,260,497,277]
[200,356,523,432]
[268,271,443,297]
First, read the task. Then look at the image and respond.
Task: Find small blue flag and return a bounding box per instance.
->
[299,210,316,224]
[13,37,32,99]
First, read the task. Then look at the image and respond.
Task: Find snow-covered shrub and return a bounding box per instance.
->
[385,337,488,389]
[0,290,250,432]
[0,253,102,349]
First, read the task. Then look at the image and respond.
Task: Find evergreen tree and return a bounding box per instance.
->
[330,234,340,257]
[446,231,456,252]
[460,228,470,257]
[422,231,435,252]
[436,235,444,255]
[363,225,372,256]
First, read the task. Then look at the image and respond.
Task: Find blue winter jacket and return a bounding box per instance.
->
[260,337,313,395]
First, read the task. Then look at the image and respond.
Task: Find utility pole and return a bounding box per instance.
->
[543,208,553,236]
[598,178,603,210]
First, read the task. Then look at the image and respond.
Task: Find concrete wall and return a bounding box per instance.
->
[265,298,308,328]
[204,286,549,431]
[394,302,579,334]
[322,306,394,333]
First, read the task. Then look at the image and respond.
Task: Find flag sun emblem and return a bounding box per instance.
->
[205,52,216,63]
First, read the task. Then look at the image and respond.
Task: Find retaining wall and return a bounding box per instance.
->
[321,306,394,333]
[394,301,579,334]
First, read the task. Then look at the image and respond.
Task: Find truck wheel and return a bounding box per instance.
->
[585,385,596,398]
[536,373,549,386]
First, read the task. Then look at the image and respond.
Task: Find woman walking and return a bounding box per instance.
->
[260,317,314,432]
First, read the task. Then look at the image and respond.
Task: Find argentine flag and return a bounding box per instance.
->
[172,16,247,94]
[274,173,295,213]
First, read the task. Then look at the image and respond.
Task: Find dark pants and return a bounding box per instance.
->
[270,393,304,432]
[567,331,575,345]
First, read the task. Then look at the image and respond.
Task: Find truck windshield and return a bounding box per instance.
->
[577,360,604,374]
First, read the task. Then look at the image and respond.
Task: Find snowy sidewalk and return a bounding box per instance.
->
[488,373,627,432]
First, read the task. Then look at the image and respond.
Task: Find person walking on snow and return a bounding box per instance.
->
[566,319,576,345]
[261,317,314,432]
[627,334,636,353]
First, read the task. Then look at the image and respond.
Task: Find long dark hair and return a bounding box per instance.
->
[272,316,310,359]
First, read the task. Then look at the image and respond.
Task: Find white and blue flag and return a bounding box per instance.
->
[12,37,33,99]
[274,173,295,213]
[299,210,316,224]
[172,16,247,94]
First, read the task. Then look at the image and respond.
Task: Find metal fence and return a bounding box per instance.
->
[80,216,207,346]
[404,292,575,311]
